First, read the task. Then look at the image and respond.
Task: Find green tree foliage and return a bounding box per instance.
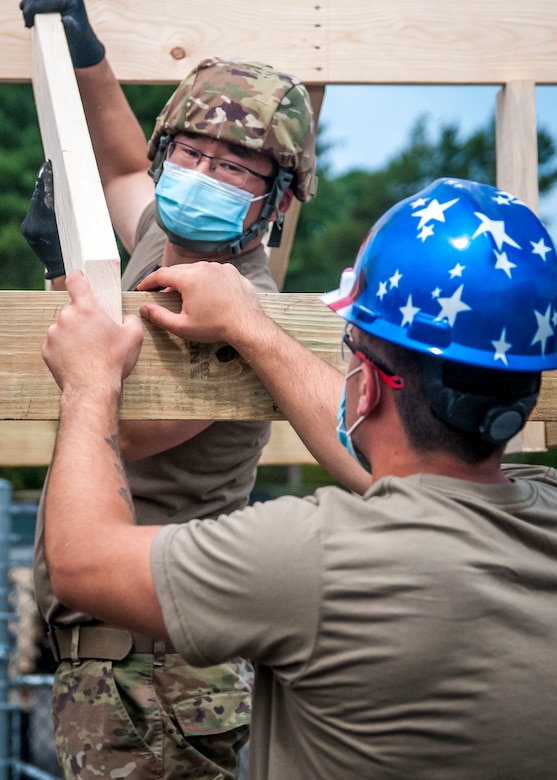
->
[0,84,46,290]
[286,115,557,292]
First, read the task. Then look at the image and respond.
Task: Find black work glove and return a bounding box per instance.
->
[21,161,66,280]
[20,0,105,69]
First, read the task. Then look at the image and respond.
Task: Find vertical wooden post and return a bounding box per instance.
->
[496,80,545,453]
[268,86,325,291]
[32,14,122,322]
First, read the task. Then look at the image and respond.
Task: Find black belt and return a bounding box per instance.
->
[48,625,177,665]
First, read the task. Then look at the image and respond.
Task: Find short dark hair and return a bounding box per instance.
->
[359,331,540,464]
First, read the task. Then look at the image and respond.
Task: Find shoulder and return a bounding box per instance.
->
[502,462,557,488]
[233,244,278,292]
[121,202,167,291]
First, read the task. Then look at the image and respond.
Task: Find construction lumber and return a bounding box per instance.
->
[495,80,545,452]
[4,0,557,85]
[268,86,324,290]
[32,14,121,322]
[0,290,556,422]
[0,291,344,421]
[0,420,316,468]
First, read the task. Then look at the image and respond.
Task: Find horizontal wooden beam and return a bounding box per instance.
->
[0,291,344,421]
[0,419,317,467]
[4,0,557,85]
[1,290,557,425]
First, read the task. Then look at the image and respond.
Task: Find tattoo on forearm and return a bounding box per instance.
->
[104,434,133,512]
[118,486,134,514]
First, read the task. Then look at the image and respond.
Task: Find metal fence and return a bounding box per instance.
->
[0,479,61,780]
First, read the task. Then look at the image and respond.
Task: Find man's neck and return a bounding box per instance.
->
[359,414,508,486]
[162,237,263,266]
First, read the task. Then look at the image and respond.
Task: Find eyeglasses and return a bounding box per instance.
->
[167,140,275,188]
[341,325,404,389]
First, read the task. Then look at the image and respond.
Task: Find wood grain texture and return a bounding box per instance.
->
[495,80,545,452]
[32,14,122,322]
[4,0,557,84]
[0,290,555,421]
[0,291,344,421]
[0,419,316,467]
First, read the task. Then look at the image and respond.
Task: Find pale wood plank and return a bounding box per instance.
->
[0,291,344,421]
[259,422,317,466]
[0,420,317,467]
[5,0,557,85]
[495,80,546,453]
[0,421,57,467]
[268,86,325,290]
[32,14,122,322]
[496,81,539,212]
[1,291,556,423]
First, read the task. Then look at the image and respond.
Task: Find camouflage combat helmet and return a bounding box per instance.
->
[147,56,317,203]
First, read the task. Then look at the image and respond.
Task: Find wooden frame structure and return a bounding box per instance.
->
[1,0,557,467]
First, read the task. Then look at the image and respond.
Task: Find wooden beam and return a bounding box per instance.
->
[0,421,57,467]
[268,86,325,291]
[495,80,545,453]
[0,291,344,421]
[32,14,121,322]
[0,419,317,467]
[0,290,556,423]
[496,81,539,212]
[5,0,557,85]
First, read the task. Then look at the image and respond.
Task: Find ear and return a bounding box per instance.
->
[356,361,381,416]
[278,187,294,215]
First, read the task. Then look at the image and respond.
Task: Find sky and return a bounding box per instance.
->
[318,84,557,237]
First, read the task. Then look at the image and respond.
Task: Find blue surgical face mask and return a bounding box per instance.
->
[155,161,267,243]
[337,365,372,473]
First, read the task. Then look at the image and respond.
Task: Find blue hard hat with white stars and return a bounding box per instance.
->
[322,177,557,371]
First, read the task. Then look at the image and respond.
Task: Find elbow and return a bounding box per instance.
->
[48,562,83,610]
[47,546,94,612]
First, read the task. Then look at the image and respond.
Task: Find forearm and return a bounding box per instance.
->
[45,390,164,634]
[235,309,371,494]
[75,59,149,185]
[46,391,131,602]
[42,271,166,636]
[75,59,154,251]
[138,263,371,494]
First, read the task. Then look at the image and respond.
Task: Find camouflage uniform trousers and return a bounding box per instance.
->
[51,653,252,779]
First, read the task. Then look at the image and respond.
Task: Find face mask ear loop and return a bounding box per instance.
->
[346,362,382,439]
[344,365,366,438]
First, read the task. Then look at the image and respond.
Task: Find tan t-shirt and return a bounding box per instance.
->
[34,202,277,624]
[151,464,557,779]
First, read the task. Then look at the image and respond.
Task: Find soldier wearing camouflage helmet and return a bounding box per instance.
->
[147,56,317,254]
[20,2,316,780]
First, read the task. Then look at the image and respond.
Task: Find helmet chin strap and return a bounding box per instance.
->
[150,134,293,256]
